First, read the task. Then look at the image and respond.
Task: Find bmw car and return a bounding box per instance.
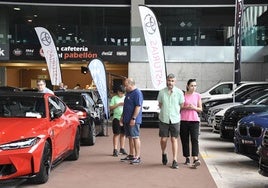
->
[55,90,105,145]
[0,92,81,184]
[234,112,268,161]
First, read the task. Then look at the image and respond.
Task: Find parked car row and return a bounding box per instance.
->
[201,81,268,177]
[0,92,81,184]
[0,88,106,185]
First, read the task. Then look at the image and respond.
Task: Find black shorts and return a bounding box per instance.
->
[112,118,125,135]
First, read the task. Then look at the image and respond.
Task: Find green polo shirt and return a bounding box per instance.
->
[110,95,125,120]
[157,87,184,124]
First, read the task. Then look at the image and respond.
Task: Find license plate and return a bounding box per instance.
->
[143,113,154,118]
[224,126,234,130]
[241,139,255,145]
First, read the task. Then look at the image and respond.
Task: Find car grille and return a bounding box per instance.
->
[0,164,17,176]
[222,111,252,130]
[207,109,212,118]
[215,115,223,130]
[238,124,263,138]
[262,130,268,147]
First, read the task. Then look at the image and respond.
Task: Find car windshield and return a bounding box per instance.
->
[142,90,159,100]
[0,96,45,118]
[57,95,84,107]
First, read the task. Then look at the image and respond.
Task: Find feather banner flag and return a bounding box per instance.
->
[234,0,244,84]
[88,58,108,120]
[35,27,62,85]
[139,5,167,89]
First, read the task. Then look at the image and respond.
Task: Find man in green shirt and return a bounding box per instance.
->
[157,73,184,169]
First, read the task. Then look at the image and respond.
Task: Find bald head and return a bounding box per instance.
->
[124,78,136,92]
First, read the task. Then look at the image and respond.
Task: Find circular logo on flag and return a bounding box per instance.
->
[40,31,51,46]
[144,14,156,35]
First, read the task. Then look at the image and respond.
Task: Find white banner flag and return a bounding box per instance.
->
[139,5,166,89]
[88,59,108,119]
[34,27,62,85]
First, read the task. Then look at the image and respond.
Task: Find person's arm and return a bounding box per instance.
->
[158,102,162,109]
[129,105,141,126]
[110,102,123,111]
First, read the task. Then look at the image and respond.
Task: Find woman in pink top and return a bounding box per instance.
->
[180,79,203,168]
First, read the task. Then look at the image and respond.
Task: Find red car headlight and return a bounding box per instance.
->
[0,137,40,150]
[76,111,87,119]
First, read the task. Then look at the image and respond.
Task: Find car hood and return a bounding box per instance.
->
[231,105,268,112]
[210,102,241,111]
[240,112,268,126]
[0,118,48,143]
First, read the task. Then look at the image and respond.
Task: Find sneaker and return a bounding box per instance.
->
[130,157,141,165]
[171,160,179,169]
[113,149,118,157]
[120,155,134,162]
[119,148,128,155]
[162,154,168,165]
[193,159,201,168]
[184,157,190,165]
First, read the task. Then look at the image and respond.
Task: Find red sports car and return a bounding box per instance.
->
[0,92,81,184]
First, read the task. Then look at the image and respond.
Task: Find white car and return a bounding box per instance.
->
[201,81,268,103]
[208,102,242,131]
[140,89,160,127]
[201,81,233,102]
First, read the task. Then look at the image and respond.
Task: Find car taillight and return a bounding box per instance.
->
[76,111,87,119]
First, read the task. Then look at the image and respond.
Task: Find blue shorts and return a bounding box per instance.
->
[124,123,140,138]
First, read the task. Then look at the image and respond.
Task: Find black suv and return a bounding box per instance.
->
[55,90,105,146]
[220,91,268,140]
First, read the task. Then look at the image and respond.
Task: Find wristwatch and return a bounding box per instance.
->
[132,117,136,120]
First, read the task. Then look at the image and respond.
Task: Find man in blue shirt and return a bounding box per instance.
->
[120,78,143,164]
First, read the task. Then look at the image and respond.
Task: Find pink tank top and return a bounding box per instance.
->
[181,92,201,122]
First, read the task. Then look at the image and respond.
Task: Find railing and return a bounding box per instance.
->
[0,24,267,47]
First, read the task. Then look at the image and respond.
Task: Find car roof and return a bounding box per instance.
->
[0,91,47,98]
[140,88,160,91]
[0,86,22,92]
[55,90,91,95]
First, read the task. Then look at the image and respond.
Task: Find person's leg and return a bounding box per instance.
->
[190,122,200,166]
[129,123,141,164]
[119,134,125,148]
[170,123,180,169]
[120,124,134,161]
[112,119,120,156]
[159,122,169,165]
[119,134,127,154]
[113,134,119,150]
[129,137,134,156]
[171,136,178,161]
[180,121,190,158]
[133,137,141,158]
[160,137,167,153]
[119,125,127,154]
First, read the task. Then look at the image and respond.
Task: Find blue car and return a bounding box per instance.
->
[234,111,268,161]
[258,129,268,177]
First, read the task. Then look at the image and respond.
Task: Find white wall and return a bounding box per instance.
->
[129,62,268,93]
[129,46,268,92]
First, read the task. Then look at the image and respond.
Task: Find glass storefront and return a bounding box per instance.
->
[0,4,267,47]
